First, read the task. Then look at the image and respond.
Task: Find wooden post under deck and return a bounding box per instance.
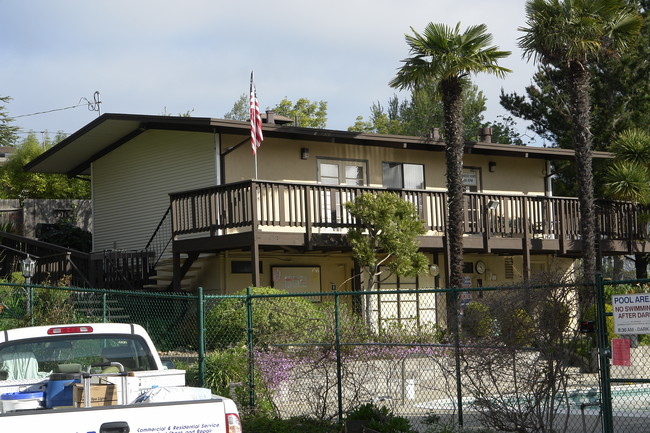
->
[250,182,261,287]
[522,197,531,281]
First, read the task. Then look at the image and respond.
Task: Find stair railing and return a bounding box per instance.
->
[144,206,173,272]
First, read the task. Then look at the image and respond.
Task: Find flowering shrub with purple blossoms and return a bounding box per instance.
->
[253,341,455,420]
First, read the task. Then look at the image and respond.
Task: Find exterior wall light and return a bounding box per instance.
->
[489,161,497,172]
[301,148,309,160]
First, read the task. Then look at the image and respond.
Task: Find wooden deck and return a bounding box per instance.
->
[169,180,650,257]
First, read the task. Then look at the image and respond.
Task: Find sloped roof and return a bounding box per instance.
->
[24,113,612,176]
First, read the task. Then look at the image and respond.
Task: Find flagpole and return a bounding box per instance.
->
[250,71,263,180]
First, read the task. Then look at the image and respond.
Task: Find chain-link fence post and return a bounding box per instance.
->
[335,291,343,424]
[197,287,205,388]
[28,286,34,326]
[246,286,255,410]
[102,292,107,323]
[596,274,614,433]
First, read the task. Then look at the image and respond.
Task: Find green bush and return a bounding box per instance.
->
[462,302,494,339]
[346,403,417,433]
[183,346,274,415]
[0,284,87,330]
[205,287,327,350]
[498,307,535,346]
[38,221,92,252]
[242,414,340,433]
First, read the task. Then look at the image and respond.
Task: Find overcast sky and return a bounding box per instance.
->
[1,0,540,142]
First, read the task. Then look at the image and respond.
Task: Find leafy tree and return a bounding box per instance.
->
[0,132,91,202]
[223,93,249,121]
[224,95,328,128]
[349,84,489,141]
[0,96,19,147]
[345,192,428,326]
[388,22,510,299]
[518,0,642,285]
[270,97,327,128]
[484,115,530,146]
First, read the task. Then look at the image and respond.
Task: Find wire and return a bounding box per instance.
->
[14,91,101,119]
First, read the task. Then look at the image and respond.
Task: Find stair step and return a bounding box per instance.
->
[143,283,193,290]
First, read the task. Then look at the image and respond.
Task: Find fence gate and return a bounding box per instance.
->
[596,275,650,433]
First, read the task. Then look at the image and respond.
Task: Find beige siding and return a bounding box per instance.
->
[92,130,216,251]
[220,134,547,195]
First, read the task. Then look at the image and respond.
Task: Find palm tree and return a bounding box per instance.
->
[389,22,510,293]
[605,128,650,278]
[605,129,650,203]
[518,0,642,285]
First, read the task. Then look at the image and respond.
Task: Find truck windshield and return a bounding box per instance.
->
[0,334,157,381]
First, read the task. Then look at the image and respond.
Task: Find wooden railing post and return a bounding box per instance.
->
[628,205,634,253]
[559,200,567,254]
[305,185,313,250]
[482,195,491,253]
[209,189,217,237]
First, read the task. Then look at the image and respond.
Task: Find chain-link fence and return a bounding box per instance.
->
[0,282,201,361]
[2,279,650,432]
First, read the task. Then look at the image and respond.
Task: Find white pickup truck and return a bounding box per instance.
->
[0,323,242,433]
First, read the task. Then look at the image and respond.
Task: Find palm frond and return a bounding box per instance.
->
[390,21,510,92]
[519,0,642,66]
[610,129,650,166]
[604,161,650,203]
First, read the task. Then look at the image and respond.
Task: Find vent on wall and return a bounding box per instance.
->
[505,257,514,279]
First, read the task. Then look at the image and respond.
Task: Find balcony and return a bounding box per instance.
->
[169,180,649,256]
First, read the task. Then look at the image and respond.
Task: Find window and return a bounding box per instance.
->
[231,261,263,274]
[318,160,366,186]
[0,334,157,380]
[382,163,424,189]
[462,168,481,192]
[317,160,367,225]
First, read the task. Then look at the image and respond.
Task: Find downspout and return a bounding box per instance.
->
[214,130,222,185]
[90,164,96,252]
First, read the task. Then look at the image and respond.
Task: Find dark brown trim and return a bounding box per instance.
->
[25,113,614,175]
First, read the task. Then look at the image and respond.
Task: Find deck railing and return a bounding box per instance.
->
[169,180,648,243]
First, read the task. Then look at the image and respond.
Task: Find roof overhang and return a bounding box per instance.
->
[24,113,612,176]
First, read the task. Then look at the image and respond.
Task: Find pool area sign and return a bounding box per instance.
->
[612,294,650,334]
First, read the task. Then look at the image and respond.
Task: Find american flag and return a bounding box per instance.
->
[250,71,263,154]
